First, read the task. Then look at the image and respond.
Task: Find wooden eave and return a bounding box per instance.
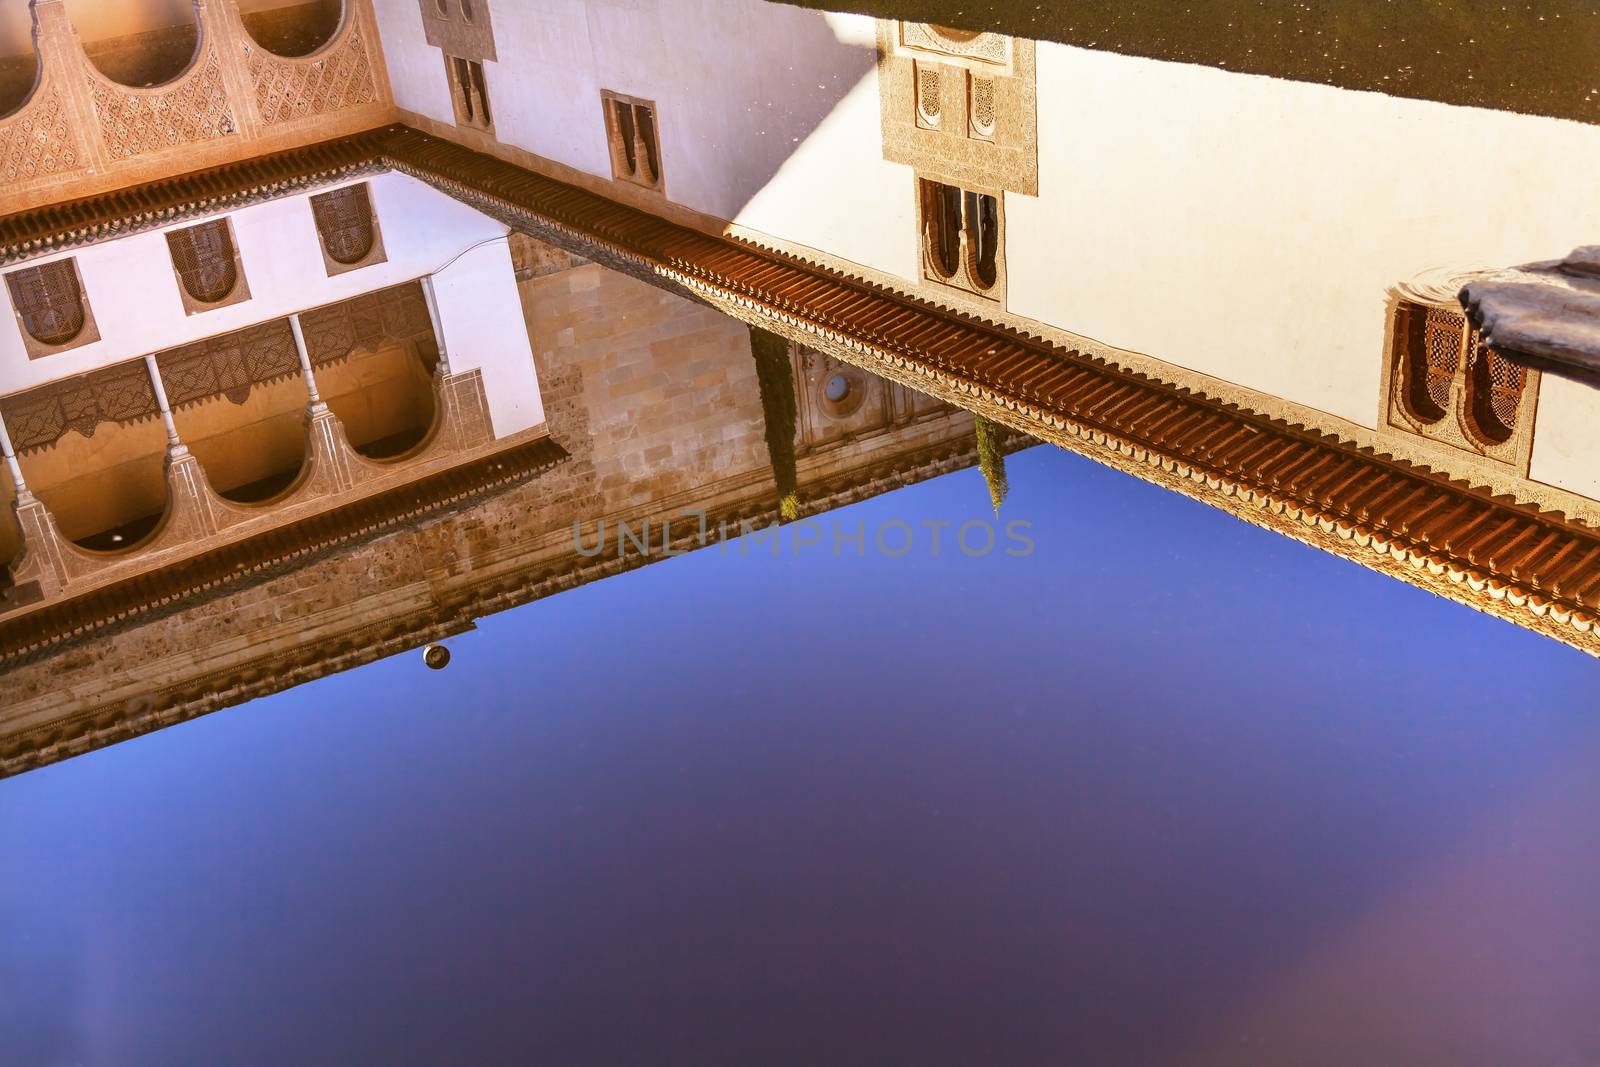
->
[5,124,1600,657]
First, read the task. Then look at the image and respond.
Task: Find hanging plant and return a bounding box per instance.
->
[974,413,1009,513]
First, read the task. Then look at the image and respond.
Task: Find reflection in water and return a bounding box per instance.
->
[2,4,1599,1064]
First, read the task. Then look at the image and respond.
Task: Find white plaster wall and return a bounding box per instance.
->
[0,171,543,437]
[367,0,454,126]
[359,0,1600,497]
[368,0,911,273]
[1529,377,1600,501]
[1007,44,1600,431]
[429,237,543,436]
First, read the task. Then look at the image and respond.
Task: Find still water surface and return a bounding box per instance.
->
[3,446,1597,1066]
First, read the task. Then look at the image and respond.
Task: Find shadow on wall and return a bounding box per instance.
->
[665,8,879,224]
[492,1,879,226]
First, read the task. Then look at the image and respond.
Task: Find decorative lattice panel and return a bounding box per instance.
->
[970,76,996,138]
[6,260,86,346]
[1401,303,1463,423]
[166,220,238,304]
[0,360,157,453]
[89,50,236,161]
[245,28,377,127]
[1467,333,1527,444]
[310,183,376,265]
[916,65,942,127]
[155,320,300,409]
[0,86,78,184]
[301,282,432,366]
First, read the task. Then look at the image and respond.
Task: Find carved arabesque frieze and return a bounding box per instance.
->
[244,25,378,127]
[0,359,158,454]
[88,48,237,161]
[877,20,1037,196]
[156,319,300,409]
[300,281,433,367]
[0,0,393,214]
[0,82,79,184]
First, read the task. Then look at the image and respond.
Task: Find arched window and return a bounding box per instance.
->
[965,190,999,289]
[167,220,238,305]
[922,180,962,279]
[634,104,659,184]
[6,260,86,348]
[460,0,475,21]
[446,55,493,131]
[1465,334,1526,445]
[601,91,663,191]
[1398,301,1461,426]
[612,98,638,176]
[916,65,942,128]
[311,184,376,267]
[969,75,996,139]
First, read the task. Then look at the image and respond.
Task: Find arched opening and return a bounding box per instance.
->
[6,261,87,348]
[1465,337,1525,446]
[319,342,439,461]
[922,179,961,280]
[69,0,201,88]
[1397,301,1460,426]
[167,220,240,305]
[964,190,999,290]
[931,25,983,44]
[18,419,170,553]
[174,375,312,505]
[0,1,37,119]
[237,0,344,59]
[311,183,377,267]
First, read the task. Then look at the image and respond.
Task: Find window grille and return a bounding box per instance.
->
[6,260,86,347]
[969,75,996,139]
[1400,302,1463,425]
[916,65,942,128]
[311,184,376,267]
[166,220,238,305]
[1466,332,1526,444]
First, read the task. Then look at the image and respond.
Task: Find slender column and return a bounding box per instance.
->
[143,354,187,456]
[288,313,325,408]
[0,410,34,504]
[420,275,453,376]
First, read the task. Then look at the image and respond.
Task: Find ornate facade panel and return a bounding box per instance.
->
[877,21,1037,196]
[1379,292,1539,475]
[897,24,1014,72]
[300,282,433,367]
[0,360,157,453]
[155,320,300,409]
[89,50,237,162]
[419,0,498,63]
[243,27,379,127]
[0,84,79,184]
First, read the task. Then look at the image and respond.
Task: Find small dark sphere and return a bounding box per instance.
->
[422,643,451,670]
